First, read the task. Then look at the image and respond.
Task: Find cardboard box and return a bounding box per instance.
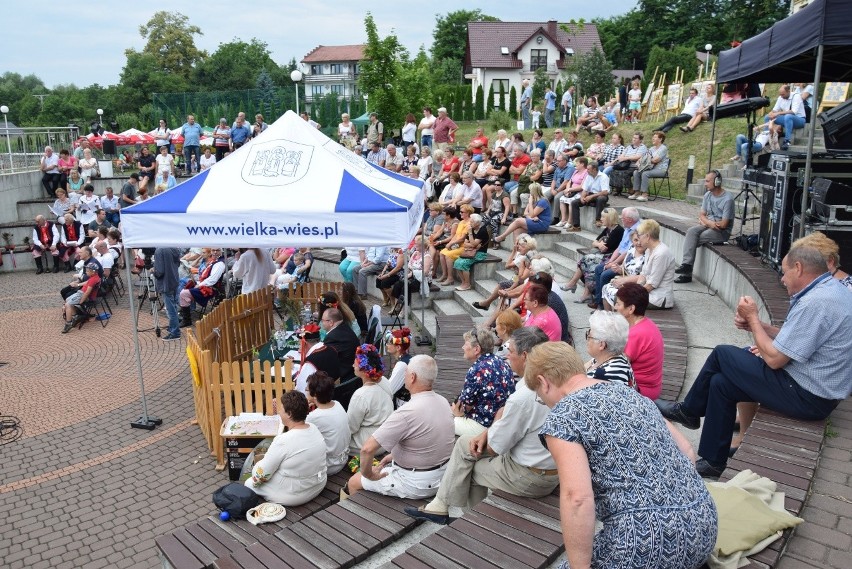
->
[221,414,282,481]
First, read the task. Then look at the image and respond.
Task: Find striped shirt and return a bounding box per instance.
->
[587,353,636,390]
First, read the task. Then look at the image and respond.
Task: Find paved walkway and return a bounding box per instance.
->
[0,193,848,568]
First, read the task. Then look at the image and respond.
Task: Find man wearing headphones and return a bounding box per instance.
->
[675,171,734,283]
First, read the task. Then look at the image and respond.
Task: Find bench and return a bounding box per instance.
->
[209,490,427,568]
[387,489,564,569]
[432,313,475,402]
[650,211,829,568]
[717,410,826,568]
[155,470,351,569]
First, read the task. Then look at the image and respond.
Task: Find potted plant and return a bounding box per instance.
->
[1,232,15,269]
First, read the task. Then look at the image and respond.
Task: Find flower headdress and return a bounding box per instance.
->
[385,327,411,348]
[355,344,385,380]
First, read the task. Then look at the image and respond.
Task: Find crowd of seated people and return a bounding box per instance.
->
[30,97,852,568]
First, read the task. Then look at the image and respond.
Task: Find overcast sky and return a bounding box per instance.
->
[6,1,638,89]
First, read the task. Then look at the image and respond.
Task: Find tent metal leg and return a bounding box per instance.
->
[125,248,162,430]
[799,44,824,238]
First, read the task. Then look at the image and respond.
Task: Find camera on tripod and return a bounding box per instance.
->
[141,247,156,270]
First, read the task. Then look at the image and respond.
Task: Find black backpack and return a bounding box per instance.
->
[213,482,261,519]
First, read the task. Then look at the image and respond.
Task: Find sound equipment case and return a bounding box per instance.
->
[758,152,852,269]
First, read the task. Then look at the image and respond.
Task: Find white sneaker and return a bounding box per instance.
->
[627,194,637,200]
[247,503,287,525]
[636,195,648,202]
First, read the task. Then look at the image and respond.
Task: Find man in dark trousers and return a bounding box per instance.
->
[321,307,361,408]
[154,247,182,341]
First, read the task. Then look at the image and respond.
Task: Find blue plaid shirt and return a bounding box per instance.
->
[774,274,852,400]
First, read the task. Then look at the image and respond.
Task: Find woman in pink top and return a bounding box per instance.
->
[57,149,77,191]
[613,283,663,399]
[523,283,562,342]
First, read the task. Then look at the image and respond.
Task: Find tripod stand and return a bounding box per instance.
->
[734,110,763,241]
[135,266,162,336]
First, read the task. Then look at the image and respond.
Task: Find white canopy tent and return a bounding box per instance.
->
[119,110,425,429]
[122,111,424,248]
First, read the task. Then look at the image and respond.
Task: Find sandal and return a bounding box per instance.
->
[472,301,489,310]
[559,284,576,293]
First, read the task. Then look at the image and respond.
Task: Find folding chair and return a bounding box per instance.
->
[649,162,672,201]
[381,301,404,333]
[77,292,111,329]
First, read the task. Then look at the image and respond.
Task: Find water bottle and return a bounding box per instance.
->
[301,303,311,325]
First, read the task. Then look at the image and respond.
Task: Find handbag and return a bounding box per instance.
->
[636,153,653,173]
[613,159,632,171]
[460,245,477,258]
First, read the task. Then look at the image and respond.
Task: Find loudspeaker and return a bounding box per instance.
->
[819,98,852,154]
[102,140,116,155]
[792,215,852,266]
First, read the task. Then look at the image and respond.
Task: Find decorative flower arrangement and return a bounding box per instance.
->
[2,232,14,252]
[2,232,16,268]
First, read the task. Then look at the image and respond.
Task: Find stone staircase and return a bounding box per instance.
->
[0,175,167,273]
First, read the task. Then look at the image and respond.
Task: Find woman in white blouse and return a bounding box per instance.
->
[244,390,327,506]
[305,372,350,475]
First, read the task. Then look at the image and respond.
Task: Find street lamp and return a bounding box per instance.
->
[97,108,103,126]
[363,94,369,113]
[1,105,12,171]
[704,44,713,77]
[290,70,303,115]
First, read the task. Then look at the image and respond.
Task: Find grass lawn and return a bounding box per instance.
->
[450,114,750,200]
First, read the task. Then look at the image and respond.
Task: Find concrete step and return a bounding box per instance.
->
[432,298,469,318]
[407,306,438,341]
[17,198,55,222]
[0,248,37,272]
[0,221,36,251]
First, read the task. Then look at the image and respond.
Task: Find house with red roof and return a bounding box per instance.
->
[464,20,604,109]
[301,45,366,104]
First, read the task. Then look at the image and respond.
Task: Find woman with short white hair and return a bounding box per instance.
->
[584,311,636,389]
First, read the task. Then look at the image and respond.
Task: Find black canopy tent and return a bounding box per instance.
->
[715,0,852,238]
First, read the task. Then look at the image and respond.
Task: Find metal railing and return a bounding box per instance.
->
[0,126,81,174]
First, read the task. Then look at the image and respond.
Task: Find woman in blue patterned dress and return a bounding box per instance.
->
[526,342,716,568]
[452,326,515,437]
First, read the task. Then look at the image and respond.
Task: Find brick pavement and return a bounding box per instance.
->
[0,270,226,568]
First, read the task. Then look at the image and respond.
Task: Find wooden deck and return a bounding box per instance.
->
[156,470,351,569]
[655,212,828,568]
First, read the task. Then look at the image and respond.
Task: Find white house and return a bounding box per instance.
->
[464,20,604,108]
[300,45,366,105]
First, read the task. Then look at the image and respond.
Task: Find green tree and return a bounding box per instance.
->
[532,67,550,110]
[475,85,485,120]
[644,45,701,86]
[564,47,615,104]
[396,47,433,122]
[431,10,500,84]
[358,13,403,128]
[498,83,506,112]
[487,83,495,115]
[509,86,517,119]
[0,72,48,126]
[135,12,206,81]
[194,39,278,91]
[115,51,189,117]
[555,80,564,97]
[255,69,277,117]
